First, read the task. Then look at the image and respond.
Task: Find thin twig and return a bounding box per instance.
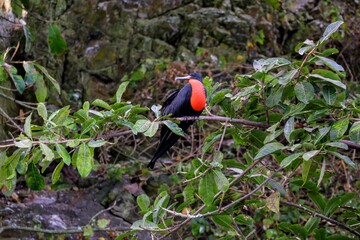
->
[158,159,263,240]
[175,115,269,128]
[0,91,37,109]
[88,200,117,225]
[0,106,23,133]
[0,130,133,149]
[281,201,360,238]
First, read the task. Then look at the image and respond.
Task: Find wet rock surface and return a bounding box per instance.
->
[0,179,147,239]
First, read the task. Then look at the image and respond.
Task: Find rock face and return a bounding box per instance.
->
[24,0,266,102]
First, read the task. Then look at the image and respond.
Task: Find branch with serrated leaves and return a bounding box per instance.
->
[174,115,360,150]
[0,130,133,149]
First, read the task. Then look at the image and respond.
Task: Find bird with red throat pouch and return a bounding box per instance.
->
[148,72,206,169]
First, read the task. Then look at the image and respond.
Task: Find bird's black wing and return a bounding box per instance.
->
[162,89,180,112]
[148,84,193,168]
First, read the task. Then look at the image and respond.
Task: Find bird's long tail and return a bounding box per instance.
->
[147,134,180,169]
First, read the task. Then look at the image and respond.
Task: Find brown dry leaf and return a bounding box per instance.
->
[266,191,280,213]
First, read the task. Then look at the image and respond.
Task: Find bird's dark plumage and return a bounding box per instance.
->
[148,72,206,169]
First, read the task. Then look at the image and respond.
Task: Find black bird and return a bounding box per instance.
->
[148,72,206,169]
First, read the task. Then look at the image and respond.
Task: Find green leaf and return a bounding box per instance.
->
[116,81,129,103]
[83,225,93,237]
[266,86,284,107]
[0,66,7,82]
[325,141,348,150]
[254,142,284,159]
[137,194,150,212]
[6,65,25,93]
[40,143,55,161]
[294,82,314,104]
[305,216,320,235]
[231,85,259,100]
[133,119,151,134]
[280,152,303,168]
[316,55,344,72]
[24,113,32,138]
[210,90,227,105]
[22,25,33,52]
[303,150,320,161]
[76,143,93,178]
[131,220,158,230]
[183,184,195,203]
[324,192,355,216]
[51,106,70,126]
[330,117,349,140]
[25,163,45,191]
[234,214,253,225]
[312,69,341,80]
[81,119,96,135]
[328,151,355,168]
[212,169,229,192]
[284,117,295,143]
[314,228,327,240]
[97,218,110,229]
[55,144,71,165]
[88,140,108,148]
[23,62,39,85]
[322,85,336,105]
[302,158,312,183]
[131,64,146,81]
[318,21,344,45]
[211,215,234,230]
[153,191,169,223]
[318,159,326,187]
[34,74,47,102]
[349,121,360,144]
[48,24,68,55]
[34,64,61,94]
[308,192,326,212]
[163,120,185,137]
[199,170,217,206]
[279,69,297,85]
[144,122,159,137]
[92,99,112,110]
[14,138,32,149]
[314,126,331,144]
[289,224,308,240]
[309,74,346,89]
[52,161,64,184]
[37,102,48,120]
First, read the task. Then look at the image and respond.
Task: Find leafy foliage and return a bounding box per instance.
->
[125,21,359,239]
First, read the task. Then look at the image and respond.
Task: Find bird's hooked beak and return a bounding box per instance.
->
[175,75,192,81]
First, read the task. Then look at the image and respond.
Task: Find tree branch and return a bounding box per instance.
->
[175,115,269,129]
[0,130,133,149]
[281,200,360,238]
[174,115,360,150]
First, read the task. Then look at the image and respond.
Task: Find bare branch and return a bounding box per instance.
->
[175,115,269,129]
